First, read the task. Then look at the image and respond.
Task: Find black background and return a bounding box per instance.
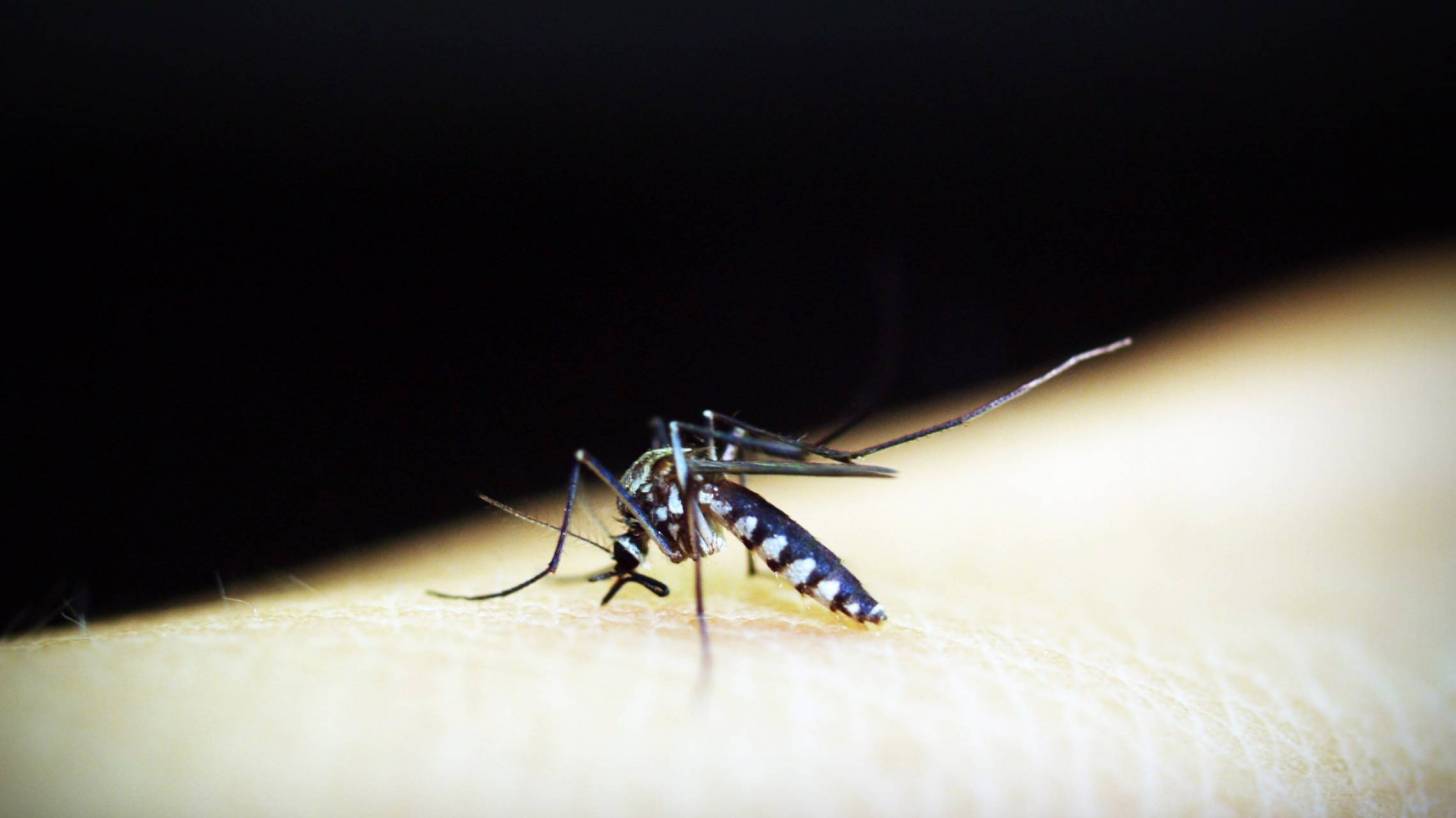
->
[8,2,1452,630]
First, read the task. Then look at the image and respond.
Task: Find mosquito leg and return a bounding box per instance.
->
[700,411,843,460]
[668,420,713,669]
[729,429,760,576]
[575,449,674,556]
[693,554,712,674]
[687,459,895,477]
[670,421,810,460]
[726,425,748,472]
[430,449,675,600]
[427,457,582,600]
[829,337,1132,459]
[702,409,719,462]
[667,420,692,493]
[705,413,757,577]
[703,337,1131,462]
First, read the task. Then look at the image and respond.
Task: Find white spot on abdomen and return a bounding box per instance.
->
[761,534,787,560]
[785,558,816,586]
[734,516,757,537]
[814,579,840,603]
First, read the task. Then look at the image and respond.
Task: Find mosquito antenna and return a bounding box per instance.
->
[477,492,611,555]
[579,490,619,543]
[835,337,1133,460]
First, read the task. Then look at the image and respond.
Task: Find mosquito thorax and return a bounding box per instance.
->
[619,447,675,496]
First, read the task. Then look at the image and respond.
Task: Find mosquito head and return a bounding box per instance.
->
[589,531,669,603]
[612,534,647,571]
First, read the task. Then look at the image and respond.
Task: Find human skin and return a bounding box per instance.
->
[2,250,1453,817]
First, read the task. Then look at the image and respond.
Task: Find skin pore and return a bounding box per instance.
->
[3,250,1453,816]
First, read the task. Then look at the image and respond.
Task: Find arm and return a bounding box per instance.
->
[3,249,1453,816]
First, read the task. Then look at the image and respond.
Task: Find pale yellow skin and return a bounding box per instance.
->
[3,248,1454,817]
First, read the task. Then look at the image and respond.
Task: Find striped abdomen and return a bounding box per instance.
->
[697,479,886,624]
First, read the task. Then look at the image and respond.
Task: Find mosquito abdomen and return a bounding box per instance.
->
[698,480,886,624]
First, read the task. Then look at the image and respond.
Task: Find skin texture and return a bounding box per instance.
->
[3,249,1454,817]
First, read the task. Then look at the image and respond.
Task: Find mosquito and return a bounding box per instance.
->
[429,338,1131,662]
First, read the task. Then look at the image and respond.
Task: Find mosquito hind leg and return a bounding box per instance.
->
[703,338,1131,462]
[699,411,846,461]
[825,337,1132,459]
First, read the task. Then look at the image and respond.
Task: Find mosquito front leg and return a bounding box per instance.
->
[428,449,674,601]
[426,457,583,600]
[575,448,677,556]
